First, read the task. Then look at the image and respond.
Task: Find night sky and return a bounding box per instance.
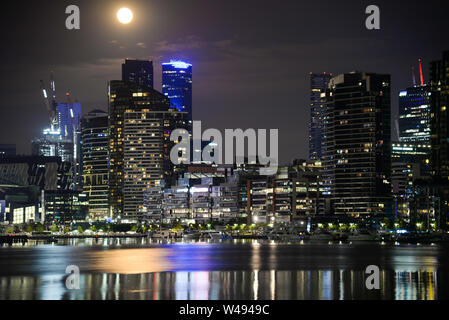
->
[1,0,448,164]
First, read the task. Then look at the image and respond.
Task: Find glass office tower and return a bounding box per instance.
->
[399,85,431,143]
[81,110,109,220]
[162,60,193,122]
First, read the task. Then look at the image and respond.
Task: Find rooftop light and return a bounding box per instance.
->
[162,60,192,69]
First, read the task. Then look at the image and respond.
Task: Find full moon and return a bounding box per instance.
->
[117,8,133,24]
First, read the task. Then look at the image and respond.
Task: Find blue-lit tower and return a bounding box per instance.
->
[162,60,193,122]
[57,102,82,141]
[398,86,431,143]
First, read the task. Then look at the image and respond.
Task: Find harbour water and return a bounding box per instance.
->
[0,238,447,300]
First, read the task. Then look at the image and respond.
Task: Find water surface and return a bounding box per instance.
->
[0,239,447,300]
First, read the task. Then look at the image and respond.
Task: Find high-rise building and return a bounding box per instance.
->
[57,101,82,174]
[430,51,449,180]
[57,102,82,142]
[32,101,82,190]
[123,108,187,216]
[393,72,433,226]
[162,60,193,122]
[392,142,431,177]
[81,110,109,220]
[398,86,431,143]
[122,59,154,89]
[430,51,449,229]
[309,73,332,160]
[0,144,16,156]
[31,130,74,163]
[322,72,392,216]
[108,80,188,217]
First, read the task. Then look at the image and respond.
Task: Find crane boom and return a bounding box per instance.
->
[66,91,79,190]
[40,80,57,129]
[40,72,59,131]
[50,71,56,102]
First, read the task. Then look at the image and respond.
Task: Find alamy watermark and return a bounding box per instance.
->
[65,265,80,290]
[365,265,380,290]
[365,5,380,30]
[170,121,279,176]
[65,5,80,30]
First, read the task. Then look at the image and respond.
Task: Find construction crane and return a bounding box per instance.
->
[39,72,58,132]
[66,91,79,190]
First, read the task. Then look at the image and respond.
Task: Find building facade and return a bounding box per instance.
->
[399,85,431,143]
[32,130,74,164]
[0,156,72,191]
[322,72,392,216]
[309,73,332,160]
[108,80,188,218]
[162,60,193,122]
[57,102,82,142]
[81,110,109,220]
[0,186,42,225]
[430,51,449,229]
[43,190,88,223]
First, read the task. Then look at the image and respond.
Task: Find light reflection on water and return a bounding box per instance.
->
[0,239,448,300]
[0,269,441,300]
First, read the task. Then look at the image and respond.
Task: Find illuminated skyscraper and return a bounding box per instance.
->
[431,51,449,180]
[57,102,82,142]
[31,130,74,163]
[81,110,109,220]
[398,86,431,143]
[162,60,193,122]
[430,51,449,229]
[108,80,188,217]
[309,73,332,160]
[322,72,392,216]
[122,59,154,89]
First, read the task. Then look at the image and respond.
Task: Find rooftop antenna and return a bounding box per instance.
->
[418,58,424,86]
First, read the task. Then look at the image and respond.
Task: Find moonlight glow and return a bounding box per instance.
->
[117,8,133,24]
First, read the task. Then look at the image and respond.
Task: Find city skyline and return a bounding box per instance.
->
[2,1,449,305]
[1,0,449,164]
